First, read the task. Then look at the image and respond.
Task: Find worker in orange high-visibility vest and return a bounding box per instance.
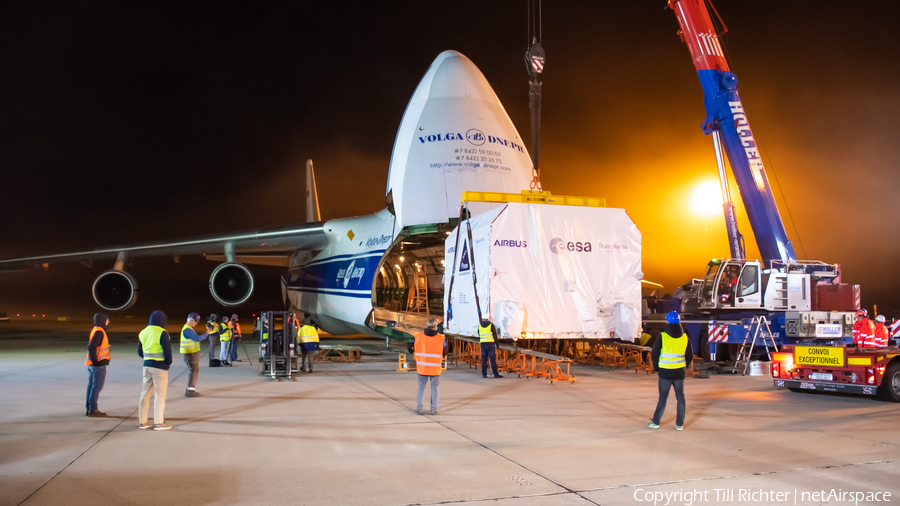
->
[229,314,243,363]
[85,312,111,417]
[873,315,889,347]
[853,309,876,347]
[414,318,446,415]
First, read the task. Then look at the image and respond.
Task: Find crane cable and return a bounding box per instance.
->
[527,0,542,46]
[706,0,808,260]
[526,0,544,191]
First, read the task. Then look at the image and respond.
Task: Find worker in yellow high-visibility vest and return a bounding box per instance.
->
[138,310,173,430]
[206,314,220,365]
[180,312,208,397]
[218,316,233,366]
[299,319,320,373]
[648,312,693,431]
[478,318,502,379]
[257,314,269,361]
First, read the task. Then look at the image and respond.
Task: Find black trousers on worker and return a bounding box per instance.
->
[481,343,499,377]
[651,377,685,426]
[208,334,220,360]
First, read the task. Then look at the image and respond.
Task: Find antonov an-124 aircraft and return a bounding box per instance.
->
[0,51,537,340]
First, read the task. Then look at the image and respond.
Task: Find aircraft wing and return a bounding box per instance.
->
[0,222,329,310]
[0,222,327,269]
[1,160,330,271]
[1,160,330,310]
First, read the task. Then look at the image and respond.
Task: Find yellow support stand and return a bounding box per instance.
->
[462,190,605,208]
[397,353,410,372]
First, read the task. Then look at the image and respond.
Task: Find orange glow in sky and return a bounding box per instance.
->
[690,180,724,215]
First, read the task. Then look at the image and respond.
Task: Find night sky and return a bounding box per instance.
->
[2,1,898,319]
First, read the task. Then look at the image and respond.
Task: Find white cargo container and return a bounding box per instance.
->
[443,202,643,341]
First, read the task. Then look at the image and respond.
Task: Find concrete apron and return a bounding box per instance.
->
[1,342,899,506]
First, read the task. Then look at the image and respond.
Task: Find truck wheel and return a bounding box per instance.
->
[407,343,415,354]
[877,360,900,402]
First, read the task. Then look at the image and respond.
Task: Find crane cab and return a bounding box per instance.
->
[698,259,820,312]
[699,259,763,310]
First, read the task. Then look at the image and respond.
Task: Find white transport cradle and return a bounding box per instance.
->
[443,202,643,341]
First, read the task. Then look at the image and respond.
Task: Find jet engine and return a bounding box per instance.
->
[209,262,254,306]
[92,270,139,311]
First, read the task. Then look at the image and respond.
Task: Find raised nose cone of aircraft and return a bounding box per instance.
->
[386,51,534,230]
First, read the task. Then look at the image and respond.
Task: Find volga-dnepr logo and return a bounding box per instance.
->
[415,127,525,153]
[336,260,366,287]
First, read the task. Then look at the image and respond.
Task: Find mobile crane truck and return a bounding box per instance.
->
[654,0,900,401]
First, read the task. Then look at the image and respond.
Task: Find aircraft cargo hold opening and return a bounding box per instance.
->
[371,225,451,341]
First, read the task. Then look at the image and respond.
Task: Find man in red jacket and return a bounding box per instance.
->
[853,309,875,347]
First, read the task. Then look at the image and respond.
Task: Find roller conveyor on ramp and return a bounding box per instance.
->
[446,335,576,384]
[374,309,661,383]
[370,307,440,344]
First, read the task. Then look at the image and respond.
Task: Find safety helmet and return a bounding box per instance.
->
[231,314,239,321]
[666,311,680,324]
[875,315,886,323]
[208,313,218,322]
[855,309,867,318]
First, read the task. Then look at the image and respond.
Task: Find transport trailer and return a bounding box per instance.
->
[770,345,900,402]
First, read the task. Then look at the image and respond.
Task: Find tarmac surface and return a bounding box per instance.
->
[2,319,899,506]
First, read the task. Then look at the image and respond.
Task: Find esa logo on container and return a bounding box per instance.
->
[549,238,592,254]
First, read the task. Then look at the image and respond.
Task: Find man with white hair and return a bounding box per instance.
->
[414,318,446,415]
[873,315,889,347]
[180,312,208,397]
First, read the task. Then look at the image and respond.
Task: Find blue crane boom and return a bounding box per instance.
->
[669,0,796,265]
